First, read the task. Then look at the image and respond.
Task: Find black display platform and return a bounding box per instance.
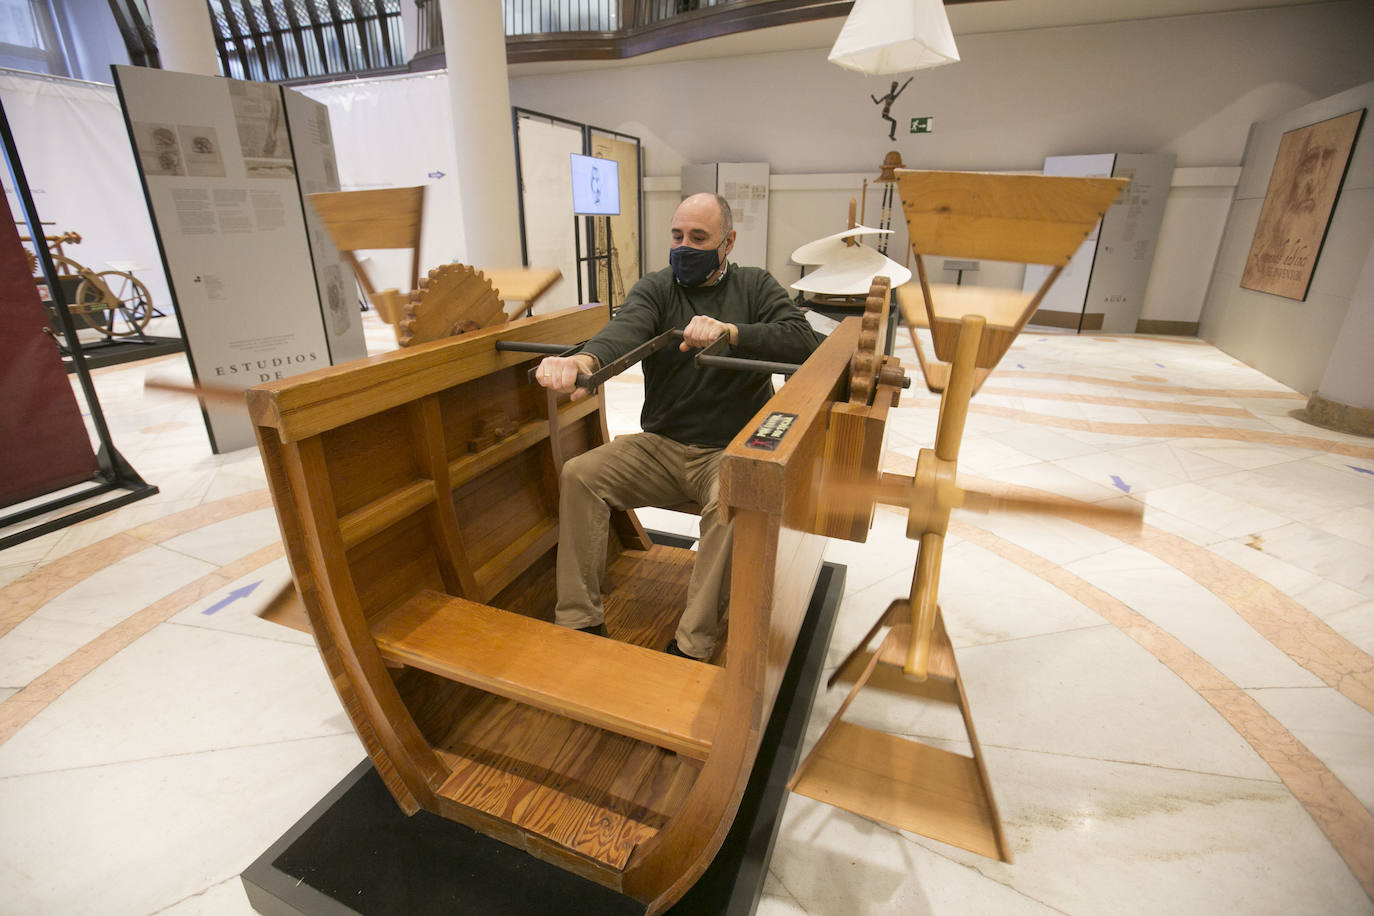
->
[242,556,845,916]
[62,335,184,371]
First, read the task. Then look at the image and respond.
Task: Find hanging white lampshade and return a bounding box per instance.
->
[828,0,960,75]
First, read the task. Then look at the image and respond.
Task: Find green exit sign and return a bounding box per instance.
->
[910,117,933,134]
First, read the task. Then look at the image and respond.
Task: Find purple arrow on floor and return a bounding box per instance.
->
[202,581,260,615]
[1350,465,1374,476]
[1110,475,1131,493]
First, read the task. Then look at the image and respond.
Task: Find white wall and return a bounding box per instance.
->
[510,2,1374,324]
[1199,79,1374,395]
[299,72,466,292]
[1317,237,1374,410]
[0,71,169,312]
[1140,170,1242,325]
[511,3,1373,175]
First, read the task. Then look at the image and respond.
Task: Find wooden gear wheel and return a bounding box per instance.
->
[398,263,507,347]
[846,276,906,406]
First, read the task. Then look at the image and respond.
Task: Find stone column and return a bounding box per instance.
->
[146,0,220,76]
[437,0,523,267]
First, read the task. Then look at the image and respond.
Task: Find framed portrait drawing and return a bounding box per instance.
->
[1240,108,1364,300]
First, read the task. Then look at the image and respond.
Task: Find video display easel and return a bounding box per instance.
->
[512,108,642,312]
[570,152,621,309]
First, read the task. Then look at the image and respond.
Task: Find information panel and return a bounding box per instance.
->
[114,66,363,452]
[284,88,365,365]
[1025,153,1175,333]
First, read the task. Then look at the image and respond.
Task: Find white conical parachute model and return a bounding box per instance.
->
[790,224,911,296]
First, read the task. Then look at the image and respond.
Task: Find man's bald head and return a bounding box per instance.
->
[675,193,733,245]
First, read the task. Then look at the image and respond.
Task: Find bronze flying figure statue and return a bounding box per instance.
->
[871,77,914,141]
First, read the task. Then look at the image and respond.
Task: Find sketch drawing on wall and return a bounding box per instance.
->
[1240,108,1364,300]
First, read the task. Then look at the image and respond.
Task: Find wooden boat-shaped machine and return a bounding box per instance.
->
[247,302,892,912]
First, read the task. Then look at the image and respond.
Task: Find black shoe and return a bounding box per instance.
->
[665,638,698,660]
[576,623,607,637]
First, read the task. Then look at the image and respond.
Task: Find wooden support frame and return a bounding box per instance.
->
[892,170,1127,394]
[783,174,1153,873]
[790,605,1012,862]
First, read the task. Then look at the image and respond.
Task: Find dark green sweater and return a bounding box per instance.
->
[581,264,819,447]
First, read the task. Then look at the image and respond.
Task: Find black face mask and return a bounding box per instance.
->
[669,243,723,287]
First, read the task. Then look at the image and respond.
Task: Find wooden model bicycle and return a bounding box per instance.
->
[24,228,154,338]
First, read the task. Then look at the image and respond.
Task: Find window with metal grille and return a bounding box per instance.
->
[208,0,404,83]
[0,0,68,75]
[500,0,617,36]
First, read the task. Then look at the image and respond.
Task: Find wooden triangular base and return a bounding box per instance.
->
[789,606,1013,862]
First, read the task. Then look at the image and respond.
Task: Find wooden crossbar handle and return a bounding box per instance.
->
[144,378,247,407]
[520,330,748,392]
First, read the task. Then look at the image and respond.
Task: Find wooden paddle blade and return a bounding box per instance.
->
[961,487,1144,531]
[144,378,247,407]
[826,598,909,690]
[905,530,944,679]
[257,579,311,634]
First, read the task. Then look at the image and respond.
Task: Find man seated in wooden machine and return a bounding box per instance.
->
[534,192,818,661]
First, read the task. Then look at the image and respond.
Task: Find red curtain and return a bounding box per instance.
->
[0,193,99,507]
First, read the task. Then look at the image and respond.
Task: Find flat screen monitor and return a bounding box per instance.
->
[570,153,620,216]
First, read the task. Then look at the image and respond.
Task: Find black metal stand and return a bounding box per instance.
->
[574,213,615,311]
[241,546,847,916]
[57,333,185,372]
[0,99,157,551]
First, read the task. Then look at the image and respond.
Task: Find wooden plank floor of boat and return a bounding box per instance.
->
[396,542,706,873]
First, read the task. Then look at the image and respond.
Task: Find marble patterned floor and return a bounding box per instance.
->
[1,310,1372,915]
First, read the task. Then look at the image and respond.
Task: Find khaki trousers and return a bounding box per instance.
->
[554,432,732,659]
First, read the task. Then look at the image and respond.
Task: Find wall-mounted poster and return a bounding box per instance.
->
[1240,108,1364,300]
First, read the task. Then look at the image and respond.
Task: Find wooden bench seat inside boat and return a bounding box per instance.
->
[374,588,724,760]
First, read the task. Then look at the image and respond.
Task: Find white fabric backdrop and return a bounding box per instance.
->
[299,72,465,293]
[0,70,171,315]
[0,67,619,321]
[516,115,582,310]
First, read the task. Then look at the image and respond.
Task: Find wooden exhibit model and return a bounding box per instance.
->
[395,264,563,346]
[791,198,910,304]
[309,186,561,343]
[860,150,905,256]
[396,262,507,346]
[893,170,1128,394]
[792,152,914,308]
[308,186,425,322]
[790,170,1141,863]
[247,293,903,913]
[22,228,154,338]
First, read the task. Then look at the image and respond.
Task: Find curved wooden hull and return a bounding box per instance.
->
[248,304,869,912]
